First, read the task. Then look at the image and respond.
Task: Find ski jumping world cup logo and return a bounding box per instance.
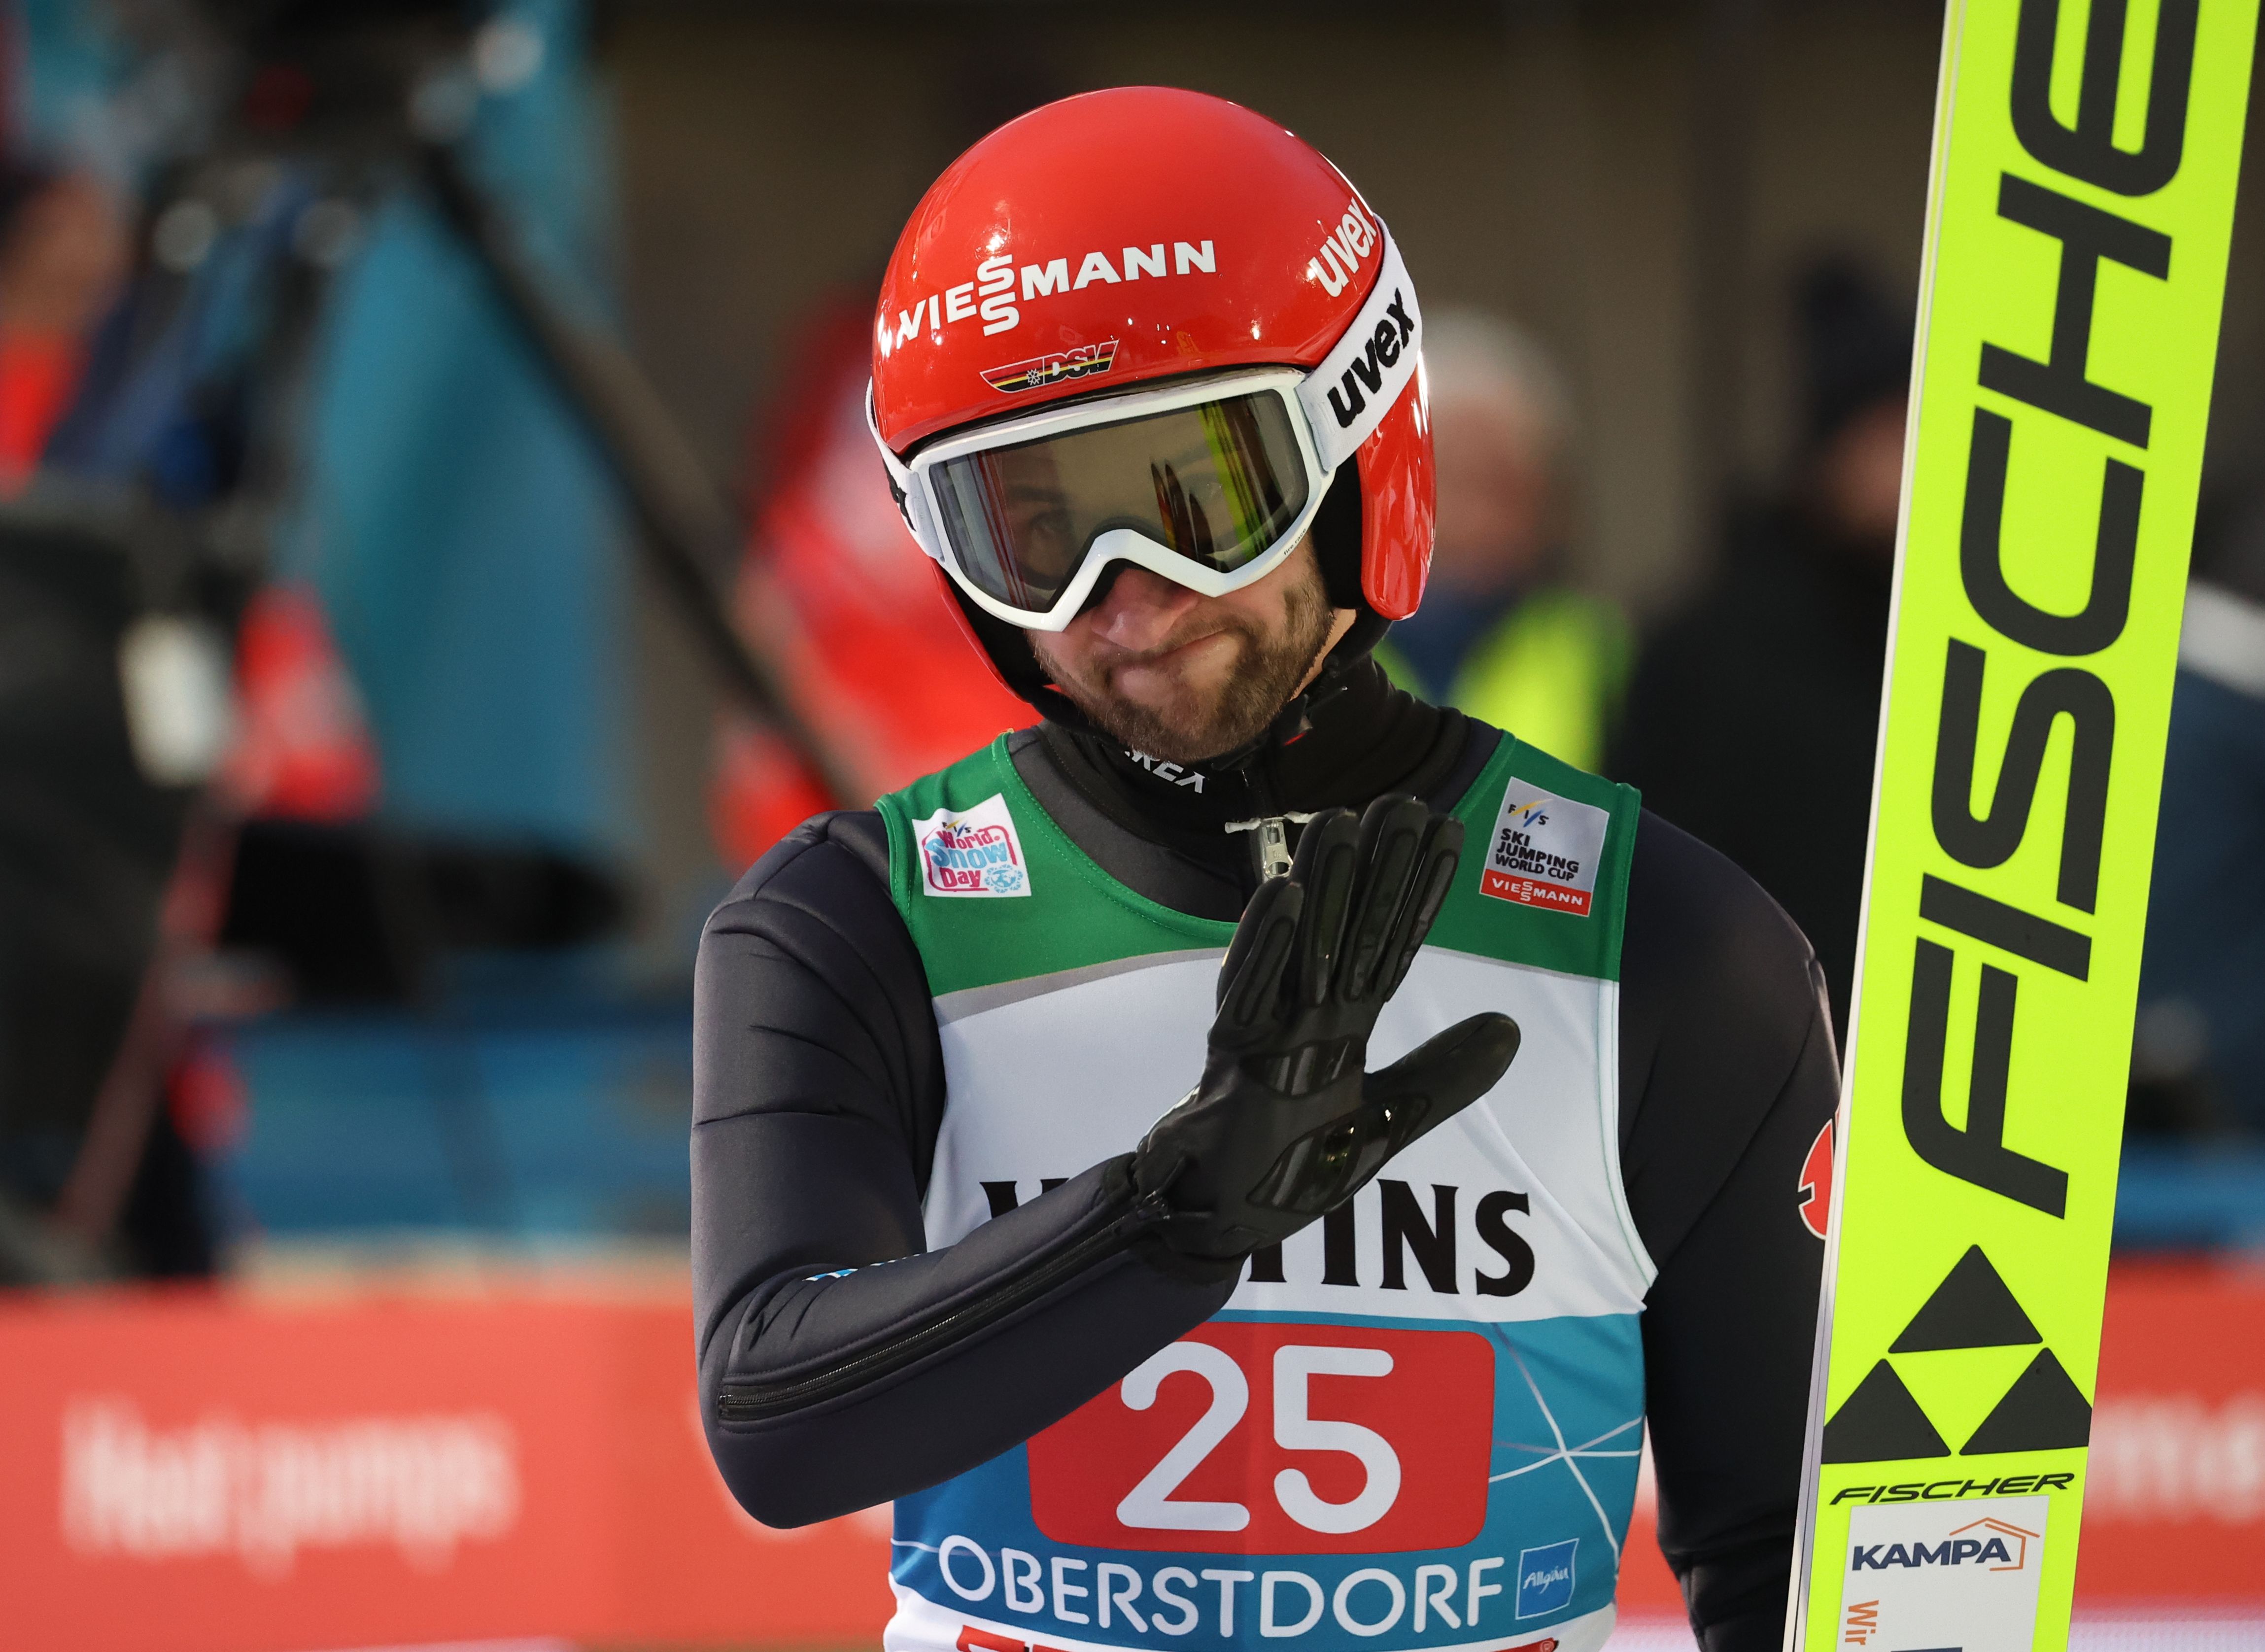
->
[913,794,1031,898]
[1480,778,1609,916]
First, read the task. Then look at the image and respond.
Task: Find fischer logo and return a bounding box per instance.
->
[1851,1515,2037,1573]
[982,340,1119,395]
[878,241,1218,353]
[914,794,1031,897]
[1480,779,1609,915]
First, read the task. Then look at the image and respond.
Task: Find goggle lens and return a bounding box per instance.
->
[927,390,1311,615]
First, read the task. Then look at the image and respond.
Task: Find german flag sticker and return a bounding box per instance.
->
[981,339,1120,394]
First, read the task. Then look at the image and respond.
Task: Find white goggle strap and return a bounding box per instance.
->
[1294,227,1422,474]
[865,380,944,564]
[869,229,1419,577]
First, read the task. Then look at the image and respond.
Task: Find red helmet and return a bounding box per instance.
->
[867,87,1434,706]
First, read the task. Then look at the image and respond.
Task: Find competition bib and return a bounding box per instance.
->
[875,734,1650,1652]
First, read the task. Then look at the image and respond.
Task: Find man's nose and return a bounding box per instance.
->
[1087,563,1200,651]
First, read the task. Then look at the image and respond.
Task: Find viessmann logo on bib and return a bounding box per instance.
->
[913,794,1030,897]
[1480,779,1609,916]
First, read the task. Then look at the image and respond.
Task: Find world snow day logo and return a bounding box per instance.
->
[913,794,1031,898]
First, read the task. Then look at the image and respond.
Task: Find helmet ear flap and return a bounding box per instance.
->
[1309,461,1366,612]
[1353,373,1436,621]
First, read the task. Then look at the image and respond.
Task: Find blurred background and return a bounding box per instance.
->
[1,2,2261,1649]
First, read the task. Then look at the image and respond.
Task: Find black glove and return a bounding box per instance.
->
[1132,793,1521,1264]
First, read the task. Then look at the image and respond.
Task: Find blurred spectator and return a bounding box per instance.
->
[0,168,125,488]
[1611,260,1910,1033]
[0,153,172,1282]
[2129,483,2265,1135]
[1383,310,1629,773]
[709,297,1029,868]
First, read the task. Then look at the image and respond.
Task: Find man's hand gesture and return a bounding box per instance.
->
[1134,793,1521,1264]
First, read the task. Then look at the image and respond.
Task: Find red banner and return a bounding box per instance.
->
[0,1286,890,1651]
[0,1262,2255,1650]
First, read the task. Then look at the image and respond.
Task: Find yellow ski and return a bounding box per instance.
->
[1788,2,2256,1649]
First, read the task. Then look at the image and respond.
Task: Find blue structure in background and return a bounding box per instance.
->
[220,987,692,1240]
[2137,667,2265,1133]
[17,1,676,1247]
[23,0,631,865]
[292,0,631,863]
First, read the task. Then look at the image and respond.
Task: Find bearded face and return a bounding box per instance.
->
[1027,542,1341,766]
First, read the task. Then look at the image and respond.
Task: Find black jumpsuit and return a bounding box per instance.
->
[691,660,1836,1652]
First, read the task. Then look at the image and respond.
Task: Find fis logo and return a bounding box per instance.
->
[1480,778,1610,915]
[980,340,1120,395]
[1850,1516,2036,1574]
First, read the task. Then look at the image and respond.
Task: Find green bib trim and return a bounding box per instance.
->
[876,730,1640,1000]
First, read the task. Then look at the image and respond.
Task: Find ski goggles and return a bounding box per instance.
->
[872,232,1422,631]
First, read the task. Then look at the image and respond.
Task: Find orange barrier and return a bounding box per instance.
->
[1,1262,2257,1650]
[1,1285,891,1651]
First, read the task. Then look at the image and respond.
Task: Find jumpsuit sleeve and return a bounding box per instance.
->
[692,811,1239,1528]
[1618,810,1840,1652]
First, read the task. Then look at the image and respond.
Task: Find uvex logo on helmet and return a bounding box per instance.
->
[1326,288,1417,430]
[1307,200,1379,297]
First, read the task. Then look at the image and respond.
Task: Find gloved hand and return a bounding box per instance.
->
[1133,793,1521,1264]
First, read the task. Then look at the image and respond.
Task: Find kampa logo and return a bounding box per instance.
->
[981,340,1119,395]
[1324,287,1417,430]
[912,794,1030,898]
[1850,1515,2038,1574]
